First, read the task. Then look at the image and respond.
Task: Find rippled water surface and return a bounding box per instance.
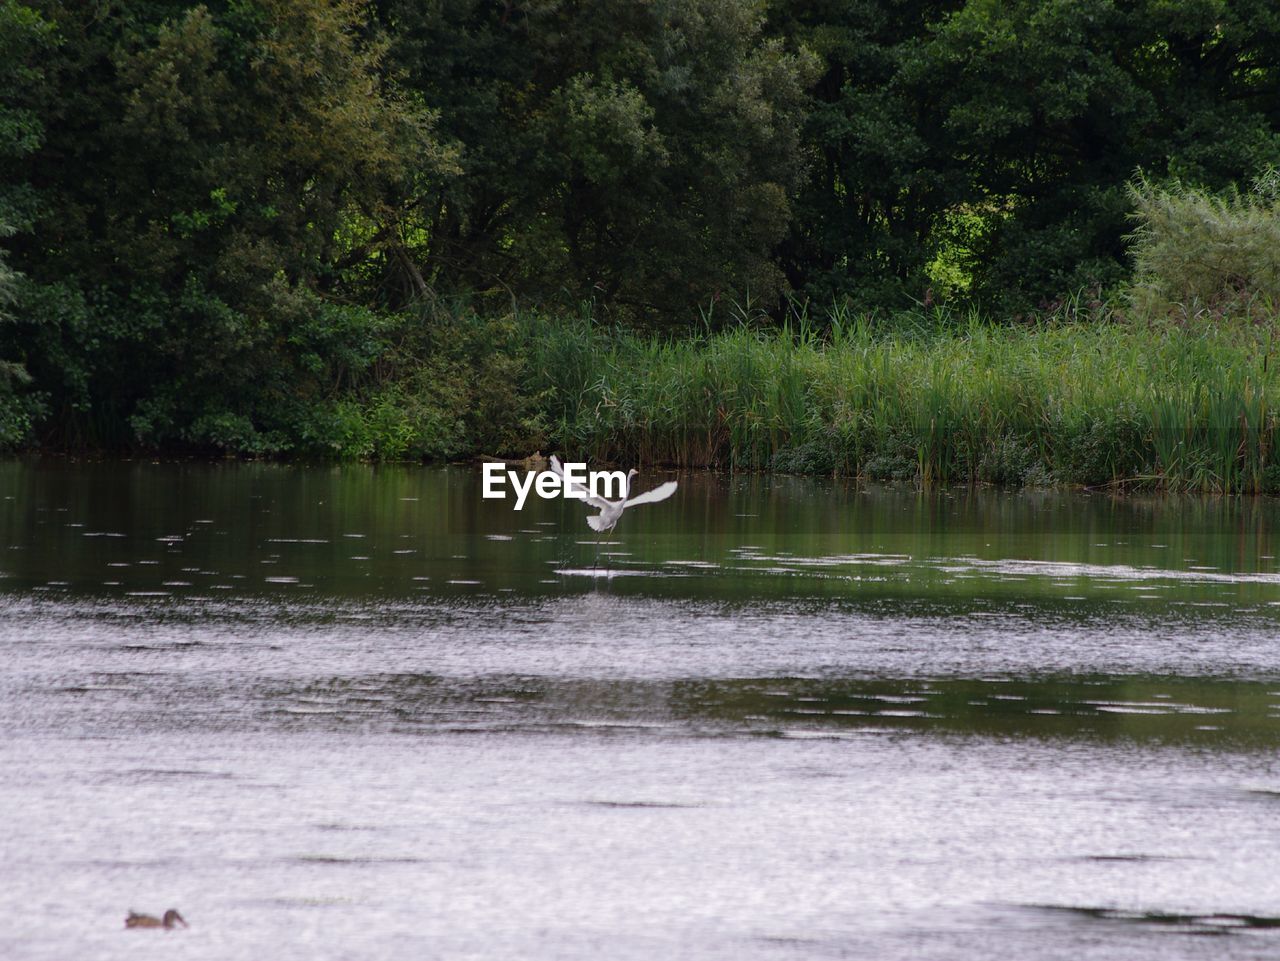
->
[3,460,1280,960]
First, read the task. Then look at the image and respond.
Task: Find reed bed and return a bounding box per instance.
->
[522,310,1280,493]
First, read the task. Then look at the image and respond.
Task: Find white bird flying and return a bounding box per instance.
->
[549,455,678,534]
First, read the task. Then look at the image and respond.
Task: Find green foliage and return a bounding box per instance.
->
[1128,172,1280,319]
[318,309,547,462]
[780,0,1280,309]
[529,306,1280,493]
[0,2,55,448]
[3,0,453,447]
[0,1,50,234]
[378,0,817,316]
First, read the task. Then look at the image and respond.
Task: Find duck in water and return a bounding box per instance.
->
[125,909,188,929]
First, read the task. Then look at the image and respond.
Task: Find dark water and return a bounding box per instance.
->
[2,459,1279,960]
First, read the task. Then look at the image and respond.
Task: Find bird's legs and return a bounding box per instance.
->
[593,531,611,572]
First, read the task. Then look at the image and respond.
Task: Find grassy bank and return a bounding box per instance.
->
[523,309,1279,494]
[6,300,1277,494]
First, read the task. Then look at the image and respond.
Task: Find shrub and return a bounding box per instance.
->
[1128,171,1280,320]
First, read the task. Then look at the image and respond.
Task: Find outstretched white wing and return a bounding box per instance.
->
[549,455,613,509]
[548,454,585,495]
[623,480,678,508]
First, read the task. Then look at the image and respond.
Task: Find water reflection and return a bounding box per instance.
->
[1028,904,1280,933]
[4,460,1280,961]
[244,673,1279,745]
[4,460,1280,609]
[21,661,1280,748]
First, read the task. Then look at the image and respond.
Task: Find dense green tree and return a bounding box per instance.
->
[772,0,964,305]
[927,0,1280,307]
[0,2,55,443]
[377,0,817,317]
[780,0,1280,308]
[5,0,452,448]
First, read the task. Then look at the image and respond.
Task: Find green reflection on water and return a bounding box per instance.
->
[254,672,1280,747]
[674,674,1280,746]
[3,459,1280,608]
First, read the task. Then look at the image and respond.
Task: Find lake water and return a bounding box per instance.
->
[2,459,1279,960]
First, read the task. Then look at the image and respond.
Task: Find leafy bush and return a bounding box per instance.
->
[0,359,42,448]
[1128,172,1280,320]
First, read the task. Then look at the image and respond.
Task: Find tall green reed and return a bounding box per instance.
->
[520,305,1280,493]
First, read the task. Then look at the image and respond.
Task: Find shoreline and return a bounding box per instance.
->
[6,311,1278,495]
[5,449,1279,501]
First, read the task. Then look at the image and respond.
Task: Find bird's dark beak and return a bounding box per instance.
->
[175,912,189,928]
